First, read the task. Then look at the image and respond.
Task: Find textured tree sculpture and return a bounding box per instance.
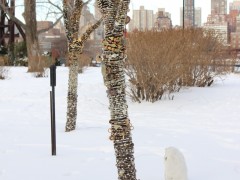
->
[97,0,137,179]
[63,0,102,131]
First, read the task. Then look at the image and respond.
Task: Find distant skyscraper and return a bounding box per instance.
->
[229,1,240,49]
[211,0,227,15]
[230,0,240,11]
[183,0,195,27]
[194,7,202,27]
[228,0,240,32]
[129,6,154,31]
[154,8,172,31]
[204,0,228,45]
[180,7,201,27]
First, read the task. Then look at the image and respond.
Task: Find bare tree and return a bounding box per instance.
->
[63,0,102,132]
[97,0,137,179]
[0,0,63,72]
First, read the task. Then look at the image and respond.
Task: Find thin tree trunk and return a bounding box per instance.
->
[98,0,137,179]
[66,53,79,131]
[63,0,103,132]
[24,0,43,72]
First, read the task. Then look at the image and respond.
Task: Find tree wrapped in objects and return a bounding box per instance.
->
[63,0,102,132]
[97,0,137,179]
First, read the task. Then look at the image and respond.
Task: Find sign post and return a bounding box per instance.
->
[50,65,56,156]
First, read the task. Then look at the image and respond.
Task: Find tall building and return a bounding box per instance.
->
[182,0,195,27]
[194,7,202,27]
[180,7,201,27]
[129,6,154,31]
[229,1,240,49]
[211,0,227,15]
[154,8,172,31]
[228,0,240,32]
[204,22,228,45]
[204,0,229,45]
[230,0,240,11]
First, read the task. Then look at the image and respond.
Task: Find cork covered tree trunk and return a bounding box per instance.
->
[63,0,102,132]
[97,0,137,179]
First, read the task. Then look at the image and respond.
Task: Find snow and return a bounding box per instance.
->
[0,67,240,180]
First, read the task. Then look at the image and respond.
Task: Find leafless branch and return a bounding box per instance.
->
[80,17,103,43]
[0,3,26,29]
[47,0,63,12]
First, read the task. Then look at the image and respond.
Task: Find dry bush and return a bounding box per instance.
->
[65,53,91,73]
[30,56,51,78]
[0,55,10,66]
[78,54,91,73]
[126,29,235,103]
[178,29,235,87]
[0,66,9,80]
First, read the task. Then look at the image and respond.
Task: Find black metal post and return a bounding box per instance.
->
[50,65,56,156]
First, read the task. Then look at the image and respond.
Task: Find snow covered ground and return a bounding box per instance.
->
[0,67,240,180]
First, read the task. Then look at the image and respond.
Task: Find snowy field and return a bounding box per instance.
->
[0,67,240,180]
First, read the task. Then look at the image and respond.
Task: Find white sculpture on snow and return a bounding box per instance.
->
[164,147,188,180]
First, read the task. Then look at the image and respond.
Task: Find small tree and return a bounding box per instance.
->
[97,0,137,179]
[63,0,102,132]
[0,0,63,72]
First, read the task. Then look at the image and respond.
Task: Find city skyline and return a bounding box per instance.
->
[14,0,234,27]
[130,0,234,26]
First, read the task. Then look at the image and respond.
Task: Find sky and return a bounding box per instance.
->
[14,0,233,26]
[130,0,233,26]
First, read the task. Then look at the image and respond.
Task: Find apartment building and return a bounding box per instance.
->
[129,6,154,31]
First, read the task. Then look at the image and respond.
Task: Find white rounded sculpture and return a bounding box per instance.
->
[164,147,188,180]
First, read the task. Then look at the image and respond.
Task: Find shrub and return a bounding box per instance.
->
[14,41,27,59]
[125,29,235,103]
[78,54,91,73]
[0,66,9,80]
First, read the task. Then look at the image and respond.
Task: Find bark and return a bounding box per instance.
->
[23,0,43,72]
[0,1,63,72]
[63,0,102,132]
[97,0,137,179]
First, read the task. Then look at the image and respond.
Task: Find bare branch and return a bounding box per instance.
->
[47,0,63,12]
[80,17,103,43]
[0,3,26,29]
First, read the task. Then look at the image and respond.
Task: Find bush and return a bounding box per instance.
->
[78,54,91,73]
[14,57,28,66]
[0,66,9,80]
[125,29,236,103]
[14,41,27,59]
[32,68,48,78]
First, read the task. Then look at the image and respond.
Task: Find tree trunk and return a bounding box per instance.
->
[63,0,103,132]
[65,52,79,131]
[98,0,137,179]
[24,0,43,72]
